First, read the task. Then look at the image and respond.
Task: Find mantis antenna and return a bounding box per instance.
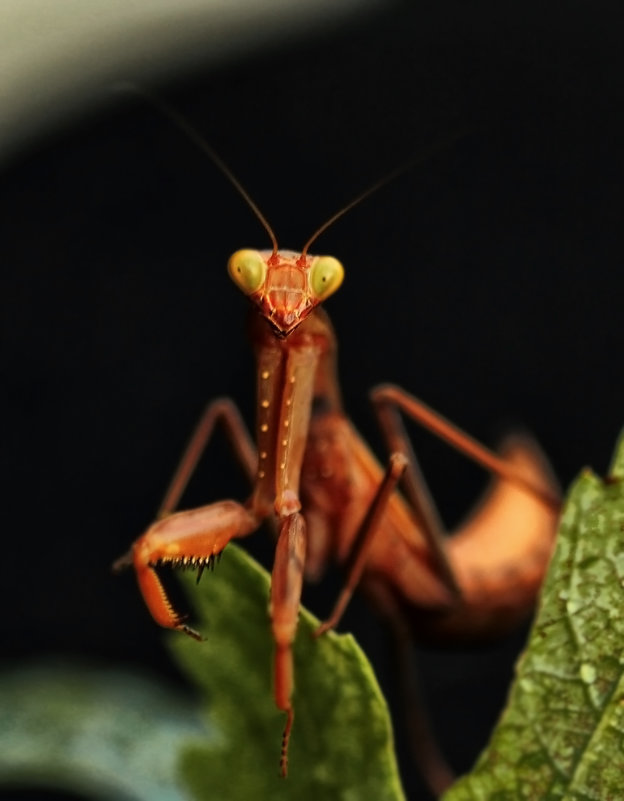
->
[301,128,473,256]
[116,84,470,259]
[115,84,279,255]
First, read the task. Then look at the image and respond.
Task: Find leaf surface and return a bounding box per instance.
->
[445,432,624,800]
[170,544,406,801]
[0,548,404,800]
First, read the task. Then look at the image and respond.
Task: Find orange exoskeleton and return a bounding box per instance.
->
[113,105,560,794]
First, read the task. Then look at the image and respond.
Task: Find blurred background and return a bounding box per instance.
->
[2,0,624,798]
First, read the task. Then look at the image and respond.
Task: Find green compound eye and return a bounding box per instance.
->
[228,250,267,295]
[309,256,344,300]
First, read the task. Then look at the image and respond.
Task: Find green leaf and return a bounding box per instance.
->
[444,431,624,800]
[0,542,404,801]
[0,663,209,800]
[0,550,402,800]
[169,543,406,801]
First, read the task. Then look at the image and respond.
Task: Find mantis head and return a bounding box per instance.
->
[228,249,344,336]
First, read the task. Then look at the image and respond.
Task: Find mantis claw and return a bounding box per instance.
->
[178,622,204,641]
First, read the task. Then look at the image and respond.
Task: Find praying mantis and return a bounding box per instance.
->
[114,110,561,795]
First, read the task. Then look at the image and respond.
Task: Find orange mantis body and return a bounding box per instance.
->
[114,127,561,794]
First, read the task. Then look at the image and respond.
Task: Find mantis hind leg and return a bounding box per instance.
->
[363,576,455,798]
[370,383,561,598]
[158,397,257,517]
[370,384,559,510]
[113,398,257,572]
[314,452,408,637]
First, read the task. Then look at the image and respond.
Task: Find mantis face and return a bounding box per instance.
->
[228,249,344,336]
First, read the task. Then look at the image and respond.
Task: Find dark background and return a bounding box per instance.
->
[2,2,624,799]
